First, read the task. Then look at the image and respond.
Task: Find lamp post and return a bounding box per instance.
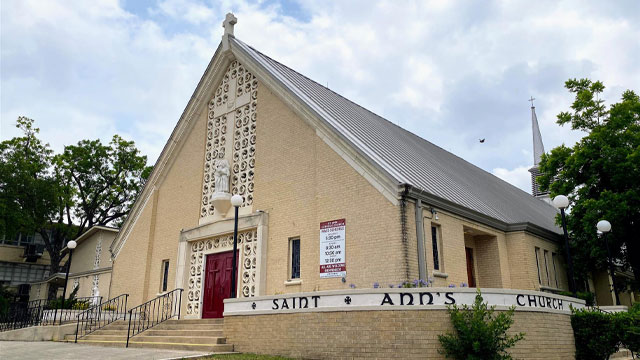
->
[553,195,576,296]
[597,220,620,306]
[58,239,77,324]
[229,194,243,298]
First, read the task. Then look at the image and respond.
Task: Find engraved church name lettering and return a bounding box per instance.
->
[271,296,321,310]
[380,292,456,306]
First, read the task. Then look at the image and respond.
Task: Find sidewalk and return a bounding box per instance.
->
[0,341,209,360]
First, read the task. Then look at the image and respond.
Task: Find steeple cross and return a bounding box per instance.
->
[223,13,237,36]
[528,96,535,108]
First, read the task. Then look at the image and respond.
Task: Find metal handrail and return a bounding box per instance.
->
[0,295,103,331]
[0,300,45,331]
[75,294,128,342]
[126,288,183,347]
[47,296,103,325]
[587,306,612,314]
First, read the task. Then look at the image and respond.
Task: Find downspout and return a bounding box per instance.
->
[400,184,410,280]
[415,198,427,281]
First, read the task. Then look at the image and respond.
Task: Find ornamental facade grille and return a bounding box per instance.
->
[200,60,258,219]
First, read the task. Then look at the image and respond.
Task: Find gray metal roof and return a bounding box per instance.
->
[232,37,561,235]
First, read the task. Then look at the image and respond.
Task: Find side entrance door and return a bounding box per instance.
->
[202,251,235,318]
[465,247,476,287]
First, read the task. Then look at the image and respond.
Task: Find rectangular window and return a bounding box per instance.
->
[552,253,559,288]
[431,225,440,271]
[161,260,169,292]
[535,247,542,284]
[543,250,550,286]
[290,238,300,279]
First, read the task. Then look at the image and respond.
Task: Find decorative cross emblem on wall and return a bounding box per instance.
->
[344,296,352,305]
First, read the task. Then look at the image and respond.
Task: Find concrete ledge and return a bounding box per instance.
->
[224,287,586,316]
[0,323,77,342]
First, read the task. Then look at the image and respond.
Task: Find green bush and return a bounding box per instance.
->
[617,306,640,355]
[45,286,79,310]
[571,309,620,359]
[71,301,90,310]
[438,290,525,360]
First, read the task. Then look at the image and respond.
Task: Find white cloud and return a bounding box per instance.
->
[492,166,532,193]
[1,0,638,191]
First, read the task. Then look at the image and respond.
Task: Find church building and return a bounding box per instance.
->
[108,14,568,320]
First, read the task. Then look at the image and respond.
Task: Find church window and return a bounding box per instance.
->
[535,247,542,284]
[431,225,441,271]
[290,238,300,280]
[161,260,170,292]
[552,252,559,288]
[543,250,551,286]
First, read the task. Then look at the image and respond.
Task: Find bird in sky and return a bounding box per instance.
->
[479,138,485,143]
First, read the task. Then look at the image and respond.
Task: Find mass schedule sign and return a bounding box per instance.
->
[319,219,346,278]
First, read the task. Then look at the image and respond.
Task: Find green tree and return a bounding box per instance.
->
[538,79,640,289]
[0,117,152,298]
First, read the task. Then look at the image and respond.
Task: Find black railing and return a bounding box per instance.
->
[0,299,45,331]
[75,294,128,342]
[126,288,183,347]
[0,296,102,332]
[45,296,103,326]
[587,306,612,314]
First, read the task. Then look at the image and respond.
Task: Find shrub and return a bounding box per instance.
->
[571,309,620,360]
[438,290,525,359]
[617,306,640,356]
[102,304,117,311]
[71,301,89,310]
[45,286,79,310]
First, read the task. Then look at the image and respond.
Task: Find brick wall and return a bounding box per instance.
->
[253,83,407,293]
[224,310,575,359]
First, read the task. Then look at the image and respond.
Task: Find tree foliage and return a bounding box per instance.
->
[438,291,525,360]
[0,117,152,297]
[538,79,640,289]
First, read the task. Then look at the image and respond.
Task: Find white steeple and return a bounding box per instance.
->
[528,97,550,200]
[530,97,545,166]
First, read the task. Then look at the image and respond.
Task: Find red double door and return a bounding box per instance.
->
[202,251,236,319]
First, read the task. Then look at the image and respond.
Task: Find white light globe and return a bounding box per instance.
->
[67,240,77,249]
[596,220,611,233]
[552,195,569,209]
[230,194,243,207]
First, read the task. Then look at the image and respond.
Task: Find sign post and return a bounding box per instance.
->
[320,219,346,278]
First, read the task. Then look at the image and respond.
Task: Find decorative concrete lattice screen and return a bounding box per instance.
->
[200,60,258,217]
[94,238,102,269]
[186,229,258,316]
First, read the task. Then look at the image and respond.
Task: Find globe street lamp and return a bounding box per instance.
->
[597,220,620,306]
[58,240,77,324]
[553,195,576,296]
[229,194,243,298]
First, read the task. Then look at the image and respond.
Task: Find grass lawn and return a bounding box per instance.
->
[204,354,295,360]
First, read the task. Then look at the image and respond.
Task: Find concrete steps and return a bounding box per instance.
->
[64,318,234,353]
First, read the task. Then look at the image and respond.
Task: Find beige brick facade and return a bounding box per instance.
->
[109,53,568,313]
[252,83,406,294]
[224,309,575,359]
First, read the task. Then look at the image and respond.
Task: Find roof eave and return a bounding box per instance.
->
[406,185,562,241]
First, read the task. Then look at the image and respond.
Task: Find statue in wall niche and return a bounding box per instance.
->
[214,159,230,194]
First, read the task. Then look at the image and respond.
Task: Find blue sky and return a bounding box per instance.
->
[2,0,639,192]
